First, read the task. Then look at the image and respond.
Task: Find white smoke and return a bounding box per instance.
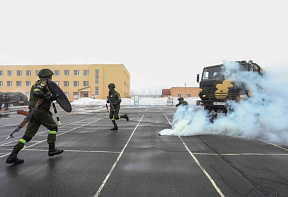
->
[160,61,288,145]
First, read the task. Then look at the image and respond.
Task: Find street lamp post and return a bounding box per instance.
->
[185,83,186,98]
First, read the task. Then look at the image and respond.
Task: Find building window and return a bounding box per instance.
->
[178,94,181,97]
[54,70,60,76]
[16,81,22,87]
[8,70,13,76]
[55,81,59,85]
[95,86,99,95]
[64,70,69,76]
[17,70,22,76]
[0,70,3,76]
[7,81,12,87]
[35,70,39,76]
[83,81,89,87]
[73,92,79,98]
[64,81,69,87]
[26,81,31,87]
[74,70,79,76]
[26,70,31,76]
[187,94,191,97]
[95,69,99,84]
[83,70,89,76]
[0,81,2,87]
[73,81,79,87]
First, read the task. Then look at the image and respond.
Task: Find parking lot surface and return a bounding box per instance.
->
[1,105,288,196]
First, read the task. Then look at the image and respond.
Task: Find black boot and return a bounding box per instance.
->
[6,150,24,164]
[48,143,64,156]
[111,120,118,130]
[123,114,129,121]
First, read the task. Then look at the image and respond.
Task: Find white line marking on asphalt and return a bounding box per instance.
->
[2,147,286,156]
[256,138,288,152]
[0,115,106,159]
[179,136,225,197]
[0,116,97,145]
[164,114,172,125]
[38,116,97,135]
[164,114,225,197]
[1,148,120,154]
[1,140,41,147]
[0,139,19,146]
[61,149,121,154]
[145,107,149,111]
[193,153,288,156]
[94,114,144,197]
[22,116,107,149]
[0,124,19,128]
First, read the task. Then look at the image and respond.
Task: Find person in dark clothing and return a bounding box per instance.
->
[0,93,3,111]
[6,69,63,165]
[107,83,129,130]
[3,94,10,110]
[176,97,188,107]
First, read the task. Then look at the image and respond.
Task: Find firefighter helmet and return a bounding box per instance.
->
[108,83,115,88]
[38,69,54,78]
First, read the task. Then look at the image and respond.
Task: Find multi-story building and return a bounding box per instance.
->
[0,64,130,101]
[162,87,199,98]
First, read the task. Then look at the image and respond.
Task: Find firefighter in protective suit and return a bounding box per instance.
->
[107,83,129,130]
[176,97,188,107]
[6,69,63,165]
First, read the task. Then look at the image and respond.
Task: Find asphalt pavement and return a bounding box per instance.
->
[1,105,288,197]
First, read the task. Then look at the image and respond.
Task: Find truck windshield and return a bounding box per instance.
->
[202,66,224,80]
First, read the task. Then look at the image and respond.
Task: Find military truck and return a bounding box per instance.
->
[196,60,264,115]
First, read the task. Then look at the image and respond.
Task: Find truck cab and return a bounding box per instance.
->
[197,60,264,114]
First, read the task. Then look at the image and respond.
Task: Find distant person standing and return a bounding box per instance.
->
[107,83,129,130]
[0,93,3,110]
[3,94,10,110]
[176,97,188,107]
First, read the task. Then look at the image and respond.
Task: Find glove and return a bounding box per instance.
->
[51,94,59,101]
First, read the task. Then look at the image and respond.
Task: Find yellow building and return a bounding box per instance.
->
[0,64,130,101]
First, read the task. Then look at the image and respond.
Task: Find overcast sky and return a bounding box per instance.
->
[1,0,288,94]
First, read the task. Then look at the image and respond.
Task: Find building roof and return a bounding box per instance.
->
[162,89,171,95]
[78,87,91,92]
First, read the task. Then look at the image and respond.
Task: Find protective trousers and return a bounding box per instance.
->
[109,104,120,120]
[13,109,58,151]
